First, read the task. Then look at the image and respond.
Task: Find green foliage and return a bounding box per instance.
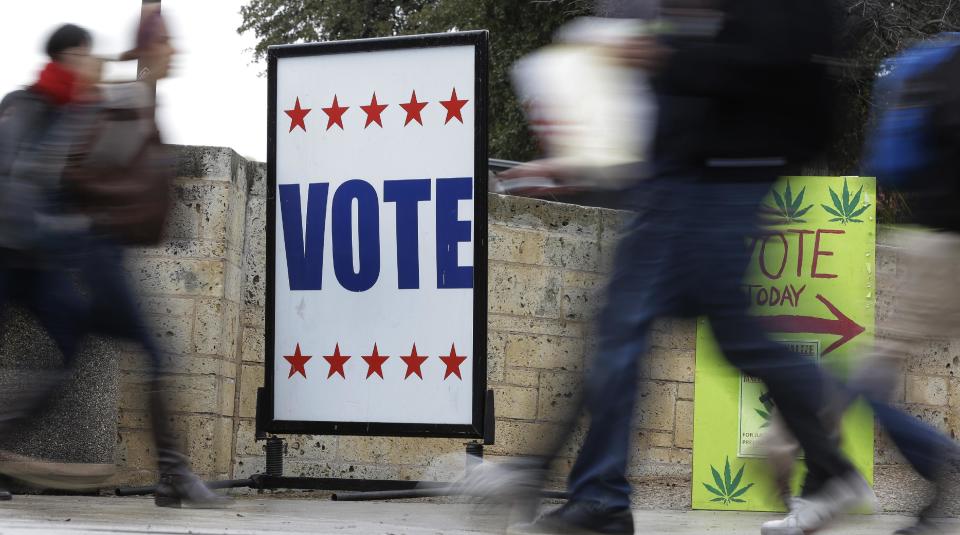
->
[238,0,591,161]
[703,457,754,505]
[238,0,960,217]
[821,178,870,223]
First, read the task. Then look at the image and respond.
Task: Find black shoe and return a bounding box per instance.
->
[149,386,231,509]
[893,517,939,535]
[154,470,231,509]
[0,488,10,501]
[508,501,634,534]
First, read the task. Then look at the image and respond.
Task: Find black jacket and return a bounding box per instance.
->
[651,0,837,179]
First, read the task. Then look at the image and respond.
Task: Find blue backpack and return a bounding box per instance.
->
[864,33,960,188]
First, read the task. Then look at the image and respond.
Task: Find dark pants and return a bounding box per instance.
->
[79,239,164,374]
[567,176,855,509]
[0,249,87,427]
[0,266,84,363]
[0,238,164,426]
[870,400,954,481]
[2,238,164,374]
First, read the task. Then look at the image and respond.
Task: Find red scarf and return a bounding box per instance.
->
[32,62,79,106]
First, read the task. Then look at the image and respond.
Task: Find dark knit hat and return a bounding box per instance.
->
[45,24,93,60]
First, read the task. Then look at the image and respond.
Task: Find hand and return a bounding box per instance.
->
[609,35,671,72]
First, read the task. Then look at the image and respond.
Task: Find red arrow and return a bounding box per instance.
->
[757,294,865,355]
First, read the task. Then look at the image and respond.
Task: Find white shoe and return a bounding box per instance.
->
[785,497,810,513]
[761,472,875,535]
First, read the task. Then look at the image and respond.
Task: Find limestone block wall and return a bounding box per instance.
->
[110,146,956,513]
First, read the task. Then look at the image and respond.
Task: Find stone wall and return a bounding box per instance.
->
[108,146,954,512]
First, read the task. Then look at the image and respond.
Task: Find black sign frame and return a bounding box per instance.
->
[262,31,489,439]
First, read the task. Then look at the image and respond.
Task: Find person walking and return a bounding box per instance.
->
[69,10,231,509]
[509,1,874,534]
[0,22,104,501]
[760,32,960,535]
[0,17,229,509]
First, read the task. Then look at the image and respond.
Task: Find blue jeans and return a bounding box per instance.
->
[0,247,88,425]
[870,400,954,481]
[567,177,854,509]
[0,264,85,366]
[79,239,165,375]
[0,237,164,378]
[799,390,954,498]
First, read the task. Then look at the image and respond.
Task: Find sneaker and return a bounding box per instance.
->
[761,471,875,535]
[455,456,549,525]
[507,501,634,534]
[785,497,811,513]
[455,456,546,500]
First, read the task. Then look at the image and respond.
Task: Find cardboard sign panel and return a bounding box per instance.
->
[692,176,876,512]
[264,33,489,437]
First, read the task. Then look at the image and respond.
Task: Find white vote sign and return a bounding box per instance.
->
[265,33,488,437]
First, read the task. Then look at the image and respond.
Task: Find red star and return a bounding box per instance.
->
[439,88,468,124]
[439,344,468,380]
[323,343,351,379]
[322,95,349,131]
[284,97,311,133]
[360,92,389,129]
[361,344,390,379]
[400,344,429,379]
[283,343,312,379]
[399,90,428,126]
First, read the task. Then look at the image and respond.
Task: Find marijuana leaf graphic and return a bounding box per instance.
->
[756,391,774,428]
[763,181,813,224]
[821,178,870,224]
[755,408,772,428]
[703,457,754,505]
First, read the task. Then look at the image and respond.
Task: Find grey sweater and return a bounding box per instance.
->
[0,90,93,252]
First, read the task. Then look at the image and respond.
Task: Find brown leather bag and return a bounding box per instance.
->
[65,84,173,245]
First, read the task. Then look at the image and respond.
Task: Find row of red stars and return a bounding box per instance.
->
[283,343,468,381]
[284,87,469,133]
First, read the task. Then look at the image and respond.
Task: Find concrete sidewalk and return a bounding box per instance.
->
[0,496,955,534]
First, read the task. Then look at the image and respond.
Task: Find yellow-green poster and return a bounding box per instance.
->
[692,176,876,512]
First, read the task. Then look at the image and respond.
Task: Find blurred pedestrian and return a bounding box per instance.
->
[0,14,229,508]
[760,32,960,535]
[66,8,230,509]
[506,1,874,534]
[0,22,102,500]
